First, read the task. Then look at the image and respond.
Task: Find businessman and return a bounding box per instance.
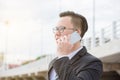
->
[48,11,103,80]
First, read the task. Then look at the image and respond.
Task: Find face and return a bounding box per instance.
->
[54,16,75,41]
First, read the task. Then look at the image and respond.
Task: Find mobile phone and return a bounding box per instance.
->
[69,31,81,44]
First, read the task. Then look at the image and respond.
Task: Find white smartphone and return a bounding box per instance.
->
[69,31,81,44]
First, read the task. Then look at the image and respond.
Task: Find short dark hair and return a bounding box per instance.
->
[59,11,88,38]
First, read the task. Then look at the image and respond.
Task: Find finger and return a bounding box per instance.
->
[63,35,68,42]
[60,36,65,43]
[57,39,61,44]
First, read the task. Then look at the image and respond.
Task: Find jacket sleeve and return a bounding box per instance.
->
[53,57,103,80]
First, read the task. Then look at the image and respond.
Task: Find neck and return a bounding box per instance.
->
[71,41,81,52]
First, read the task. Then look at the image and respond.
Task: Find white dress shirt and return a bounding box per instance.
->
[50,46,83,80]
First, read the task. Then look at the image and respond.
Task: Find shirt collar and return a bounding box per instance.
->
[68,46,83,59]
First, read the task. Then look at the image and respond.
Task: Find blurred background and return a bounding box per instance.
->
[0,0,120,80]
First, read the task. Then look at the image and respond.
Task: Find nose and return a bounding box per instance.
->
[54,30,61,38]
[55,30,61,35]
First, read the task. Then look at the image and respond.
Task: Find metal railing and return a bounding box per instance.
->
[83,20,120,50]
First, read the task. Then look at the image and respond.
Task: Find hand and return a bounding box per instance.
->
[56,35,73,57]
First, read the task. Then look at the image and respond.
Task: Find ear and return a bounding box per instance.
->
[76,29,81,35]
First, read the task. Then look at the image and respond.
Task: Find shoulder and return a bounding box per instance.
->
[81,53,102,65]
[75,53,103,72]
[79,53,103,71]
[84,53,101,61]
[71,46,102,67]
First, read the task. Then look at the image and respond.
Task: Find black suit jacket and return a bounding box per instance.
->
[48,46,103,80]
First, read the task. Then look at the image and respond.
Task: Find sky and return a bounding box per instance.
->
[0,0,120,64]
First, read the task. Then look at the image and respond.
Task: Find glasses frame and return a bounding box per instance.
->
[53,26,76,33]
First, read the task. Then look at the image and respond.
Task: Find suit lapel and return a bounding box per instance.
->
[70,46,87,65]
[48,57,58,79]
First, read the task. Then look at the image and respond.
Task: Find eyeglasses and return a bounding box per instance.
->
[53,26,76,33]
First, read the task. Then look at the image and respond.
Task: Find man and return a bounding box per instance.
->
[48,11,103,80]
